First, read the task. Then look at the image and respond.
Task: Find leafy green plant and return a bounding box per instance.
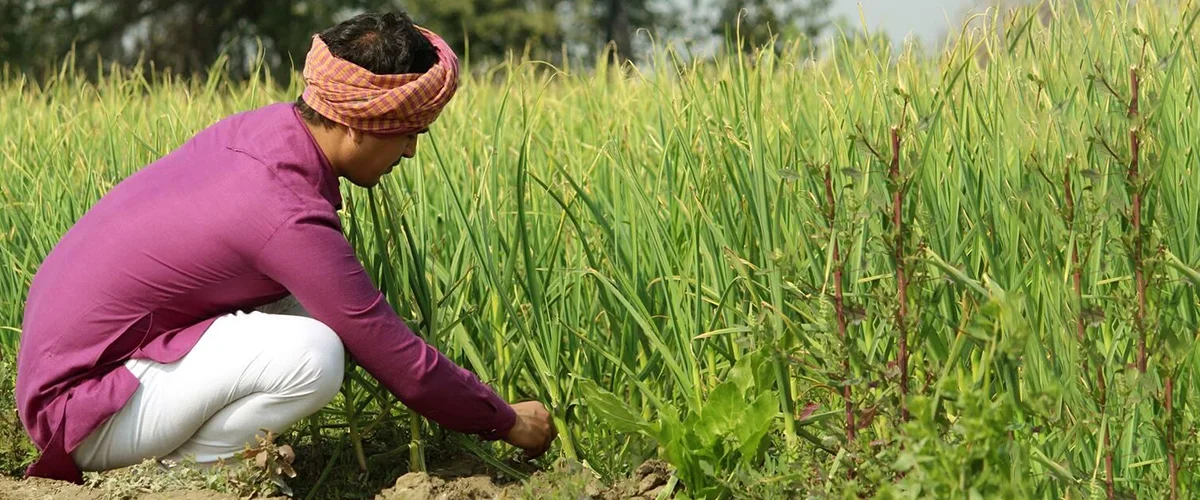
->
[0,360,36,476]
[582,348,780,498]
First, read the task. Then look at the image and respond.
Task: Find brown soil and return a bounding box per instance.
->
[0,476,103,500]
[587,459,673,500]
[0,475,266,500]
[379,472,504,499]
[375,458,674,500]
[136,491,249,500]
[0,459,676,500]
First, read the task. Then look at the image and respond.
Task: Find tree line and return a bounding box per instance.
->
[0,0,833,81]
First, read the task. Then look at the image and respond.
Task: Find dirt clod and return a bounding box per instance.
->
[375,455,511,500]
[382,472,443,499]
[633,460,669,480]
[634,460,670,495]
[378,470,504,500]
[637,472,666,495]
[584,481,603,498]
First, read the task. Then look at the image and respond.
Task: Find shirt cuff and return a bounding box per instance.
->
[478,402,518,441]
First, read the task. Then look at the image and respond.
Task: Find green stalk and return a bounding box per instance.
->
[341,384,368,472]
[773,353,798,449]
[409,412,426,473]
[303,439,343,500]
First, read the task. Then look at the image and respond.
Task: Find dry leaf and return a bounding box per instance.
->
[278,445,295,464]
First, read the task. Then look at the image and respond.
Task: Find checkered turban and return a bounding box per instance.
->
[300,26,458,134]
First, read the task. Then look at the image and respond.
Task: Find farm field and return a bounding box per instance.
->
[2,2,1200,498]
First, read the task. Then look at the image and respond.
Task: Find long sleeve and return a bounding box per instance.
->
[254,209,516,439]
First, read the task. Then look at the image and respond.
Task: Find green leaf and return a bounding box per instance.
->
[727,348,773,394]
[661,423,713,498]
[734,390,780,461]
[693,382,742,447]
[893,451,918,472]
[578,379,651,435]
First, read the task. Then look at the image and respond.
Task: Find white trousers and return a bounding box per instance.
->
[70,297,345,471]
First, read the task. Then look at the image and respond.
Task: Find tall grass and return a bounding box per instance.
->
[3,1,1200,497]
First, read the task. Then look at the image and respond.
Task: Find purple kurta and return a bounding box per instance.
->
[15,102,516,483]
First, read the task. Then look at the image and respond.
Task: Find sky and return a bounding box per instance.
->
[656,0,1003,60]
[827,0,986,48]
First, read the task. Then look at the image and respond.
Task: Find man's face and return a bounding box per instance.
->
[340,129,422,188]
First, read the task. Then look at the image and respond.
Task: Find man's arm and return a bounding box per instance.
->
[254,210,517,439]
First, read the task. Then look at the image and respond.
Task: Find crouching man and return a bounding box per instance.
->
[15,11,555,484]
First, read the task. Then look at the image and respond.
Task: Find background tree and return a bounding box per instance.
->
[0,0,833,81]
[713,0,831,55]
[400,0,565,67]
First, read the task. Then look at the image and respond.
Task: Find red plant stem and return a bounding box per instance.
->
[823,166,856,460]
[1127,64,1173,500]
[1167,373,1177,500]
[1073,246,1083,344]
[1071,166,1114,499]
[1100,365,1113,500]
[1133,131,1145,373]
[837,244,854,446]
[1065,169,1084,344]
[1067,163,1111,496]
[890,126,909,422]
[1129,65,1139,118]
[1129,67,1146,374]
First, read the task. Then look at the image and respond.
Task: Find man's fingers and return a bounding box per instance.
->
[521,429,553,460]
[508,401,556,461]
[523,442,549,460]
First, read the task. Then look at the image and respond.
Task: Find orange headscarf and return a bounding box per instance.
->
[300,26,459,135]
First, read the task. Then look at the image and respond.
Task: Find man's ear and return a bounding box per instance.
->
[346,126,366,144]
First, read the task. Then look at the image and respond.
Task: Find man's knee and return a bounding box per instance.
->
[280,317,345,404]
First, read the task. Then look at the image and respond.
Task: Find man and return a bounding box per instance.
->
[15,11,556,484]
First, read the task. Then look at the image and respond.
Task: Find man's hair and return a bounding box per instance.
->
[296,12,439,129]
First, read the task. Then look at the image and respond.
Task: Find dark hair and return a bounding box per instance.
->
[296,12,439,128]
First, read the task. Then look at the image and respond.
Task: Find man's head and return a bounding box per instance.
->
[297,12,449,188]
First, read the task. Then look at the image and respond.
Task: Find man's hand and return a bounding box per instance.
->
[502,401,557,459]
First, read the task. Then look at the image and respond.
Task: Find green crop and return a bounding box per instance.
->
[3,1,1200,498]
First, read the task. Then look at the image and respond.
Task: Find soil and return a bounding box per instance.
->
[137,492,246,500]
[0,458,676,500]
[0,476,103,500]
[379,472,503,499]
[375,457,673,500]
[374,454,514,500]
[0,475,265,500]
